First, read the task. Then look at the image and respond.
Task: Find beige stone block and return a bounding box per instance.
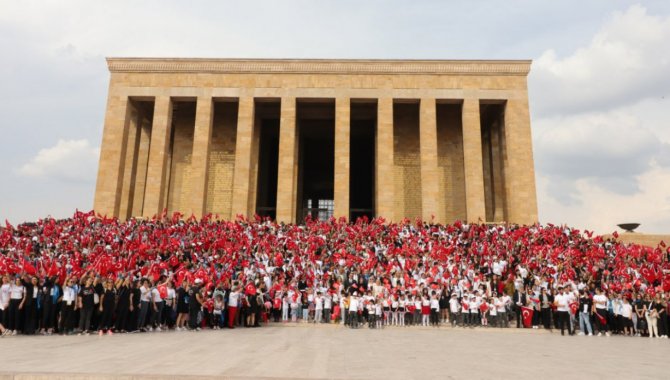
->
[419,98,440,223]
[230,96,255,218]
[462,99,486,223]
[504,97,538,224]
[376,98,394,221]
[142,96,173,218]
[276,97,298,223]
[334,97,350,220]
[188,96,214,217]
[93,94,131,218]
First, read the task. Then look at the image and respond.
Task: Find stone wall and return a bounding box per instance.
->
[205,102,238,219]
[437,104,466,223]
[166,104,196,213]
[393,103,422,221]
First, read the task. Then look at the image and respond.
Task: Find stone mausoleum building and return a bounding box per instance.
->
[94,58,538,225]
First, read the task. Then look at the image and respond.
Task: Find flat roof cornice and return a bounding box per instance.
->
[106,58,531,76]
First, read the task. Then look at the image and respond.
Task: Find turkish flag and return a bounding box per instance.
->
[569,302,578,315]
[641,267,656,284]
[521,306,534,328]
[21,258,37,276]
[157,284,168,299]
[245,283,256,296]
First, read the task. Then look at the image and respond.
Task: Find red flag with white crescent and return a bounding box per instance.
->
[521,306,533,328]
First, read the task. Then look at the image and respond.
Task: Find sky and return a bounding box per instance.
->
[0,0,669,234]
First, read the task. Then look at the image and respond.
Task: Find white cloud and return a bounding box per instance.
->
[532,5,670,232]
[537,164,670,234]
[531,4,670,117]
[17,139,100,183]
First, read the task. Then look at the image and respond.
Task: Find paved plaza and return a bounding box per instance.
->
[1,324,669,379]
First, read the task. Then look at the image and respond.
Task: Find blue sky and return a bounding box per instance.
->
[1,0,669,233]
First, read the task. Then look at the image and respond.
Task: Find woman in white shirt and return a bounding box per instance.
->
[0,275,10,335]
[59,276,77,335]
[8,276,26,335]
[391,296,399,326]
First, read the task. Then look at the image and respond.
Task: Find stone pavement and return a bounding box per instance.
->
[0,324,669,379]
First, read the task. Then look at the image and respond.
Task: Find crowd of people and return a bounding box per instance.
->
[1,210,669,338]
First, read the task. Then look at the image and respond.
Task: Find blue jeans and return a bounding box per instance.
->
[579,312,593,334]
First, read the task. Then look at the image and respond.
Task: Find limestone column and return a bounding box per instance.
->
[93,94,131,218]
[276,97,298,224]
[461,98,486,223]
[188,95,214,218]
[419,98,440,223]
[334,97,350,221]
[131,121,151,217]
[142,96,173,218]
[230,96,256,219]
[375,98,394,221]
[504,97,538,225]
[118,108,140,220]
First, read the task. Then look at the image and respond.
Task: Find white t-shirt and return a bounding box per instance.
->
[62,286,76,305]
[621,303,633,318]
[315,296,323,310]
[555,294,569,312]
[593,294,607,310]
[495,298,505,313]
[139,286,151,302]
[349,297,358,312]
[10,284,25,299]
[228,291,240,307]
[0,284,11,309]
[449,298,460,313]
[151,288,162,302]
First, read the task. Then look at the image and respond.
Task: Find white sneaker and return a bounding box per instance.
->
[155,327,162,332]
[12,330,17,336]
[578,332,585,336]
[175,327,181,331]
[148,327,153,332]
[588,333,593,336]
[597,332,602,336]
[605,332,611,336]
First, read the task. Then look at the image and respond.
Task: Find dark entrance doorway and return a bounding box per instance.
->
[350,101,376,221]
[254,101,280,220]
[296,100,335,222]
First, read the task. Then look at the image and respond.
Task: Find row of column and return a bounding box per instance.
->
[95,95,531,224]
